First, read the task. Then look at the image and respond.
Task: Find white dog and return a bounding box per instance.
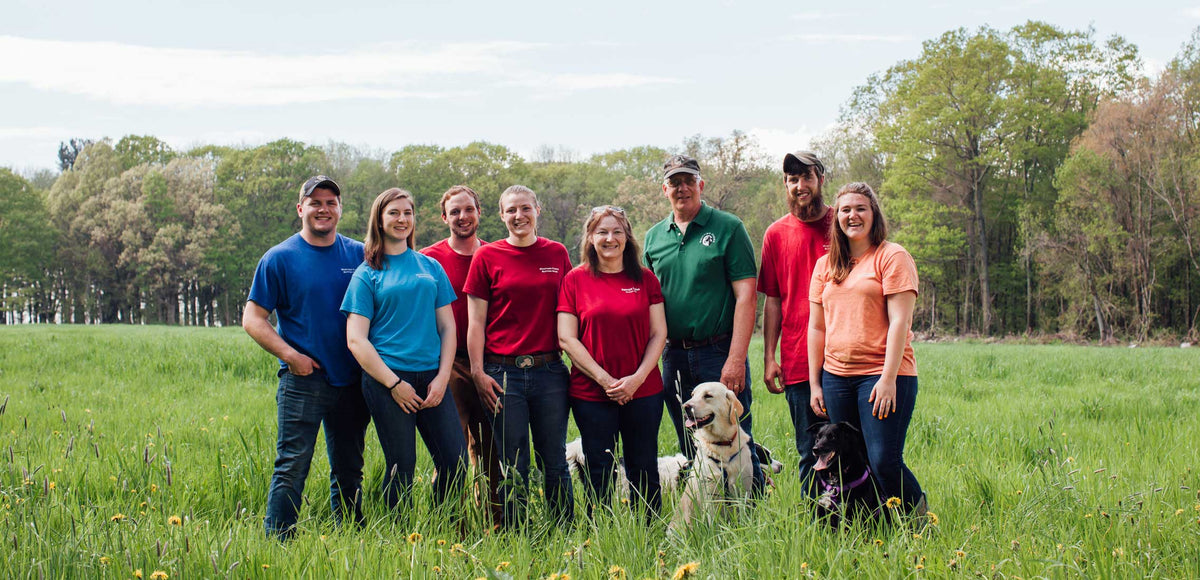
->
[671,382,755,530]
[565,439,691,499]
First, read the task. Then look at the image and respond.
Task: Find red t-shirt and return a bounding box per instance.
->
[463,237,572,356]
[557,266,665,402]
[419,239,485,352]
[757,210,833,384]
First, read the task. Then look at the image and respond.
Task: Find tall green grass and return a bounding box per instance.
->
[1,326,1197,578]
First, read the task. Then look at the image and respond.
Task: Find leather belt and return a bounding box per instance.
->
[484,351,561,369]
[666,333,731,350]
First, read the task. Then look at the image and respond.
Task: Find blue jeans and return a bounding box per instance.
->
[821,371,923,509]
[264,370,371,540]
[570,393,663,518]
[486,359,574,526]
[784,381,821,497]
[361,370,468,510]
[661,340,763,489]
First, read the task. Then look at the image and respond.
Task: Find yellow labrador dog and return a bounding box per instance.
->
[671,382,755,531]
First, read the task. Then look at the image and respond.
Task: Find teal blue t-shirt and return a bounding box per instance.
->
[340,250,457,372]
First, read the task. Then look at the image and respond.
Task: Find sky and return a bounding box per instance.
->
[2,0,1197,174]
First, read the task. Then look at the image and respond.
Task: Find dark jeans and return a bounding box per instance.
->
[821,371,923,509]
[264,370,371,540]
[485,359,574,526]
[661,339,763,489]
[570,393,663,518]
[361,370,468,510]
[784,381,822,497]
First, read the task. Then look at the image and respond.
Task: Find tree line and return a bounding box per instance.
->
[2,21,1198,341]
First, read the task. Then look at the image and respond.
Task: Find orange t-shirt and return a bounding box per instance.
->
[809,241,918,377]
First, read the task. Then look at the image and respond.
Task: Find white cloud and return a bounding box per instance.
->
[0,36,679,107]
[1185,7,1200,18]
[786,33,912,44]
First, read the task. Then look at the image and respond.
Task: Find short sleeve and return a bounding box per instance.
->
[725,220,757,282]
[809,255,829,304]
[339,267,376,320]
[557,270,579,315]
[645,269,664,305]
[462,247,493,300]
[247,253,282,312]
[879,244,919,297]
[757,229,779,296]
[431,260,458,309]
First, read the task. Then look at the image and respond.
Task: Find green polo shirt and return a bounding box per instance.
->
[643,202,757,341]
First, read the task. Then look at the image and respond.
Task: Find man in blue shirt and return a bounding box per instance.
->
[243,175,370,540]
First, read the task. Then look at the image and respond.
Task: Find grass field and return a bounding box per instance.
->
[1,325,1198,579]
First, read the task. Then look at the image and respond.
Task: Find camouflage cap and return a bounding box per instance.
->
[663,155,701,179]
[784,151,825,176]
[299,175,341,203]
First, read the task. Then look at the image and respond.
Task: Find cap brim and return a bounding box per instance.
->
[306,179,341,196]
[664,167,701,179]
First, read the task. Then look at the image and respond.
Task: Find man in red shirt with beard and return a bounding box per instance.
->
[419,185,502,525]
[758,151,832,496]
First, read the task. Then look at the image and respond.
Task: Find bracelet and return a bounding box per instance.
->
[388,379,402,391]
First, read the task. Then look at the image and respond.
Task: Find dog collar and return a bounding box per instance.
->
[821,466,872,497]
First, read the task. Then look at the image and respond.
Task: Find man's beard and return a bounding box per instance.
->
[790,186,824,221]
[450,223,477,240]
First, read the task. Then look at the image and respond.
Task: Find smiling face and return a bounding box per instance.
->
[500,191,539,240]
[786,167,824,220]
[382,197,415,246]
[442,191,479,240]
[297,188,342,238]
[682,382,742,433]
[836,193,874,244]
[590,214,627,267]
[662,173,704,220]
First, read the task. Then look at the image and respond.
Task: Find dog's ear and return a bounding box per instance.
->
[807,421,830,434]
[727,389,743,426]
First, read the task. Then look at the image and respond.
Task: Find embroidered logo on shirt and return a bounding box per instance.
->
[701,233,716,247]
[539,267,560,274]
[341,268,356,274]
[416,273,436,280]
[621,287,642,294]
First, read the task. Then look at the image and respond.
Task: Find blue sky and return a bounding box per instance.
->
[2,0,1196,173]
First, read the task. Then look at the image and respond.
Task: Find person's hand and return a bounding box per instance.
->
[810,383,827,419]
[720,358,748,394]
[763,359,784,394]
[605,375,644,405]
[472,370,504,413]
[285,352,321,376]
[389,380,423,414]
[420,374,449,409]
[869,378,897,420]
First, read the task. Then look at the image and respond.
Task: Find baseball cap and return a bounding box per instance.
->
[663,155,701,179]
[299,175,341,203]
[784,151,825,176]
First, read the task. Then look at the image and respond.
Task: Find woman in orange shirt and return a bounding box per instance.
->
[807,182,926,515]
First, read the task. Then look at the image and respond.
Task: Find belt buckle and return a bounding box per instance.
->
[515,355,534,369]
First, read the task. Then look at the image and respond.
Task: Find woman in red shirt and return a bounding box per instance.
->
[463,185,574,527]
[558,206,668,518]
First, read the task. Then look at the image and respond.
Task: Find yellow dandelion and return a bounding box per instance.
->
[407,532,423,544]
[608,565,626,579]
[99,557,111,566]
[874,539,884,546]
[800,562,808,570]
[1084,513,1092,518]
[168,515,182,526]
[927,511,939,526]
[437,539,447,546]
[1175,509,1184,516]
[583,538,592,547]
[564,549,576,557]
[1056,543,1064,551]
[261,565,269,569]
[109,476,118,482]
[110,513,126,522]
[150,484,158,493]
[133,570,143,579]
[496,562,511,571]
[915,564,925,570]
[1015,490,1023,495]
[131,489,137,494]
[672,561,700,580]
[149,571,168,580]
[621,498,630,504]
[48,482,56,490]
[433,566,441,573]
[1066,456,1074,463]
[885,497,902,509]
[913,533,923,540]
[955,550,965,558]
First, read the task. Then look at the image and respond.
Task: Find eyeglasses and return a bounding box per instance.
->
[665,175,699,188]
[590,205,625,215]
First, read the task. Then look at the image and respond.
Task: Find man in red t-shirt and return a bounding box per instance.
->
[419,185,502,524]
[758,151,832,495]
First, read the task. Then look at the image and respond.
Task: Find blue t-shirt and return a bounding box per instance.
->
[247,233,365,387]
[340,250,457,372]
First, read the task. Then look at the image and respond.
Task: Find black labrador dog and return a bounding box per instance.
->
[808,421,884,527]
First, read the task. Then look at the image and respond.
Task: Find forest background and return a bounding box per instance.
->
[3,21,1200,343]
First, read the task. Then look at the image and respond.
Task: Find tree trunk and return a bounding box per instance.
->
[971,182,993,334]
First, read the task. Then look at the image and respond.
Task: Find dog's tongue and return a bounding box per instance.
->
[684,417,696,429]
[814,452,835,472]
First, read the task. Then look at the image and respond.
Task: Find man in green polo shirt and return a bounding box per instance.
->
[643,154,762,489]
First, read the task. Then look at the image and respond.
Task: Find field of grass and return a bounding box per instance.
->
[1,325,1198,579]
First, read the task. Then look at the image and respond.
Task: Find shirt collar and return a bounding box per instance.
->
[668,201,713,232]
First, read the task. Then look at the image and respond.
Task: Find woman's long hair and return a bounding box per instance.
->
[579,206,643,281]
[827,182,888,284]
[364,188,416,270]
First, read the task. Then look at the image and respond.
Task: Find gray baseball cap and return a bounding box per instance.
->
[784,151,825,176]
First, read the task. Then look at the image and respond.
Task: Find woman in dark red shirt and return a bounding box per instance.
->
[558,206,668,518]
[463,185,574,527]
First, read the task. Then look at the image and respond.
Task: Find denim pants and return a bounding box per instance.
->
[361,370,468,510]
[821,371,923,509]
[570,393,663,517]
[784,381,822,497]
[486,359,574,526]
[661,340,763,489]
[264,370,371,540]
